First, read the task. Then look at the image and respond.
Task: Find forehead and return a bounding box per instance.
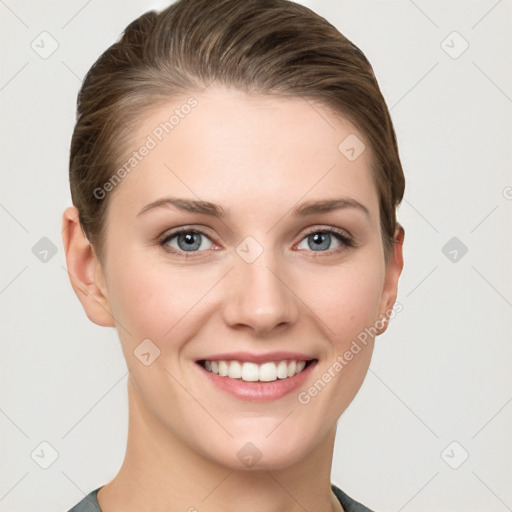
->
[109,87,379,223]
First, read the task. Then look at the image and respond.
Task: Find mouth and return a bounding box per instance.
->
[194,351,319,401]
[196,357,318,401]
[197,358,317,382]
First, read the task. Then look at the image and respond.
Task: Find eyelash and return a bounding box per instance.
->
[157,226,355,258]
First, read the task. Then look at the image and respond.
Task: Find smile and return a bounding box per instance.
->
[199,359,315,382]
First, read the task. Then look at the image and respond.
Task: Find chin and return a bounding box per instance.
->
[200,428,317,472]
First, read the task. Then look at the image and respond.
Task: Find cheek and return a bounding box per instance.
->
[104,255,169,342]
[305,261,385,347]
[105,255,214,345]
[302,265,384,414]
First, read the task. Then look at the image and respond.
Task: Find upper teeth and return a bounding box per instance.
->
[203,360,307,382]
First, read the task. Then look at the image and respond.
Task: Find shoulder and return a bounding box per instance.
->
[331,483,375,512]
[66,487,102,512]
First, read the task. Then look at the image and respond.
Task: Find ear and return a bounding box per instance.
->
[61,206,116,327]
[376,223,405,335]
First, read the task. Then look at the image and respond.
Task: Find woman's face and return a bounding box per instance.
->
[85,87,403,470]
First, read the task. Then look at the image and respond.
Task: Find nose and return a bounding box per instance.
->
[221,249,300,336]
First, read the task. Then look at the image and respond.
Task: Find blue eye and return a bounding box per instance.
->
[158,227,354,257]
[297,227,354,253]
[160,229,214,254]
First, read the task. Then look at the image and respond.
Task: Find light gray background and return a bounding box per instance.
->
[1,1,511,511]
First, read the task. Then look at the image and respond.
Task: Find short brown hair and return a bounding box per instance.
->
[69,0,405,264]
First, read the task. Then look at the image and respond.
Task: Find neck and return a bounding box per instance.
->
[97,374,343,512]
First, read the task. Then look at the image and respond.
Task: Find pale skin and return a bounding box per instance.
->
[62,86,404,512]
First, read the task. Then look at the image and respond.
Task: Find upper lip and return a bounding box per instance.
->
[196,351,316,364]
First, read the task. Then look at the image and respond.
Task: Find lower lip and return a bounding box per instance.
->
[196,361,317,402]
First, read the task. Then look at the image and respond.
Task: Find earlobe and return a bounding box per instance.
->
[376,224,405,335]
[61,206,116,327]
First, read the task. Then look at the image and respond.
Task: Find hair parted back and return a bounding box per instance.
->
[69,0,405,265]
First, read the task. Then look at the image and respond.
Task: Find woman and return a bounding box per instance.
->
[62,0,405,510]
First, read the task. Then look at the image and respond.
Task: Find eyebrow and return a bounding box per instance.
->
[136,196,370,219]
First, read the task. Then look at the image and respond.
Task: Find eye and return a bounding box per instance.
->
[158,226,354,258]
[159,228,214,255]
[296,227,354,254]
